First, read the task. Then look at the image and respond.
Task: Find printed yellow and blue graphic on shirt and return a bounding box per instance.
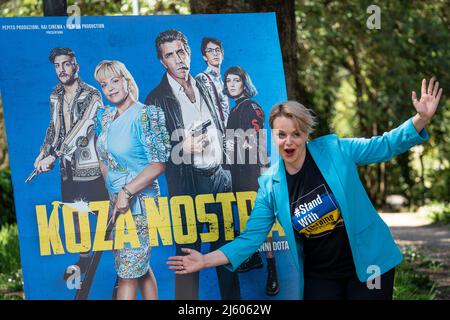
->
[291,184,343,238]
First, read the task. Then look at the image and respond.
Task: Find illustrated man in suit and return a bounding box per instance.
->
[145,30,240,300]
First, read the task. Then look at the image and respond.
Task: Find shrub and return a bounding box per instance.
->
[0,223,23,300]
[429,203,450,225]
[0,224,21,273]
[0,169,16,226]
[394,249,437,300]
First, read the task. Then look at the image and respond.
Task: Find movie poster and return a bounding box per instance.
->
[0,13,298,299]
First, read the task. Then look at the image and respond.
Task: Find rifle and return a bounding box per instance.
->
[74,213,115,300]
[25,168,39,183]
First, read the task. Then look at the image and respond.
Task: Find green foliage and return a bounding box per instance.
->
[0,224,21,273]
[296,0,450,206]
[427,202,450,225]
[0,270,23,300]
[0,0,190,17]
[0,169,15,226]
[394,249,437,300]
[0,223,23,299]
[0,0,43,16]
[66,0,190,16]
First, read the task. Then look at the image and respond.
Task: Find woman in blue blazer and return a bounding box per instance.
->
[168,78,443,300]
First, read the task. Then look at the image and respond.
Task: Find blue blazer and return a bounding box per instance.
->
[220,118,429,299]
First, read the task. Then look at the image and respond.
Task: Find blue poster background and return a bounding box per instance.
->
[0,13,297,299]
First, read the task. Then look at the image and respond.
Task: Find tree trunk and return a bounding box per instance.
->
[398,152,412,206]
[190,0,308,102]
[0,99,9,170]
[43,0,67,16]
[419,153,425,206]
[348,43,383,205]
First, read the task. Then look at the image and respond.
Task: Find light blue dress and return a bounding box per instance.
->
[95,101,170,278]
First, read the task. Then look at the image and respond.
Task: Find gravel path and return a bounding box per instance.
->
[380,212,450,300]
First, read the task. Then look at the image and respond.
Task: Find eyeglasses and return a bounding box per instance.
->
[205,48,222,54]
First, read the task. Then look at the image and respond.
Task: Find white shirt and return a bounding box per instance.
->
[167,73,222,169]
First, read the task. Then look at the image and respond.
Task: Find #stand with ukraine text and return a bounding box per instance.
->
[0,13,295,300]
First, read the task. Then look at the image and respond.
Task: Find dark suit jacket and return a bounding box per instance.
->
[145,73,224,197]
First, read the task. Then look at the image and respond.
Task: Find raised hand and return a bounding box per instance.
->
[411,78,444,132]
[167,248,205,274]
[412,77,443,122]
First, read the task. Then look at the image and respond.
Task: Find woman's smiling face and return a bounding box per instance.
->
[100,75,129,106]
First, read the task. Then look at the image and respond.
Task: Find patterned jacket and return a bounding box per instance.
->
[195,66,230,126]
[40,79,103,181]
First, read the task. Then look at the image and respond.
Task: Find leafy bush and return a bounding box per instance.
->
[0,223,23,300]
[0,270,23,300]
[426,167,450,205]
[0,169,16,226]
[394,249,437,300]
[428,203,450,225]
[0,224,21,273]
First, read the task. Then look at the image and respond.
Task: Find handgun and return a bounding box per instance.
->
[25,168,38,183]
[191,119,212,137]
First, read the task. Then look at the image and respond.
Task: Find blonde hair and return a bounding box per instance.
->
[269,101,317,134]
[94,60,139,101]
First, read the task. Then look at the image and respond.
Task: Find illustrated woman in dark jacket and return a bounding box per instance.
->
[223,66,279,296]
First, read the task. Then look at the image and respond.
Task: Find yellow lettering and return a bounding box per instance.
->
[236,191,257,233]
[269,221,285,237]
[35,192,280,255]
[195,194,219,243]
[35,202,65,256]
[114,211,141,250]
[215,192,236,241]
[170,196,197,244]
[145,197,173,246]
[91,201,113,252]
[62,205,91,253]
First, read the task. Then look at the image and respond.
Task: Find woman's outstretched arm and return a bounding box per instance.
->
[167,248,230,275]
[168,182,276,274]
[340,78,443,166]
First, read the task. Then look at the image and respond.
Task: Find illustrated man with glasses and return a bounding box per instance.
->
[195,37,230,129]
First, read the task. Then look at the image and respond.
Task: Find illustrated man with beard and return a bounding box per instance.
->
[145,30,240,300]
[34,47,109,281]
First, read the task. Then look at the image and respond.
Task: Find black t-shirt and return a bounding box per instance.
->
[286,147,355,279]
